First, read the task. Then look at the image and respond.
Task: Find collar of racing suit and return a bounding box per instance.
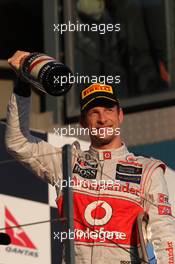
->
[88,142,130,161]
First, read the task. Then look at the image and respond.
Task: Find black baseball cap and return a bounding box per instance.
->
[80,83,120,112]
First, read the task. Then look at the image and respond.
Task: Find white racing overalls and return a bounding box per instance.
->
[5,93,175,264]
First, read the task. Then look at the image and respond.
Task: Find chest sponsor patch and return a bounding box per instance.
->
[71,193,144,246]
[116,173,141,184]
[73,163,97,179]
[117,164,142,175]
[116,164,142,184]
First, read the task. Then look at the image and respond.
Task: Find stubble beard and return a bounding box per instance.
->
[90,134,116,147]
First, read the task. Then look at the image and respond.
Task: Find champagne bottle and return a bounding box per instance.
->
[20,53,73,96]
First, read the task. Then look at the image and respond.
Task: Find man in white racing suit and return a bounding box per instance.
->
[5,51,175,263]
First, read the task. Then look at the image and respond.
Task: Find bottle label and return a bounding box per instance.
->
[38,61,63,81]
[21,53,54,80]
[20,53,72,96]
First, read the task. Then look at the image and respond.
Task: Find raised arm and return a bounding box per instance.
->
[5,51,62,186]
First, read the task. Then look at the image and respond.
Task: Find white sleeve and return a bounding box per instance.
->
[145,167,175,264]
[5,93,62,186]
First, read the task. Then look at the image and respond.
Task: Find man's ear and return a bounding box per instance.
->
[118,108,124,125]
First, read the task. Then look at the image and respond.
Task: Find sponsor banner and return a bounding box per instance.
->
[0,195,51,264]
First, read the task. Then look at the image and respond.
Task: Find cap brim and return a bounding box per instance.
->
[81,96,119,112]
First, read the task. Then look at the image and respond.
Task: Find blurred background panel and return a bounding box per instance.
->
[65,0,175,120]
[0,0,44,122]
[0,0,43,59]
[0,0,175,122]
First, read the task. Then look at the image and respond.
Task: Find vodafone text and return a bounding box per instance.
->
[53,228,126,243]
[56,177,141,196]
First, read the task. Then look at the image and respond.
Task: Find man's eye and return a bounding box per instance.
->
[90,111,98,115]
[89,112,97,118]
[107,108,113,112]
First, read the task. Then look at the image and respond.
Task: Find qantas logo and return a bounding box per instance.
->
[5,207,37,249]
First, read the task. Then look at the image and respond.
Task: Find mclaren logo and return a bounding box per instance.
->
[84,201,112,226]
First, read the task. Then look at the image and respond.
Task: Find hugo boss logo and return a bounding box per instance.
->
[73,163,97,179]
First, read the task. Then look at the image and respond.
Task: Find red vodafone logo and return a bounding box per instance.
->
[103,151,111,160]
[84,201,112,226]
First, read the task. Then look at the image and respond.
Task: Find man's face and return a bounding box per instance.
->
[81,104,123,146]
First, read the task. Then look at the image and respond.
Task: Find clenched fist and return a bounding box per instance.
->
[8,50,30,73]
[8,51,32,97]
